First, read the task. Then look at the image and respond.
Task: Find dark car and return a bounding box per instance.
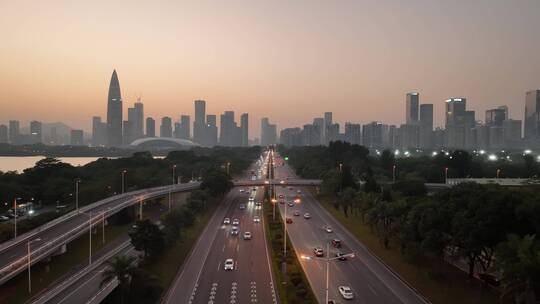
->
[479,273,500,287]
[286,218,293,224]
[332,239,342,248]
[336,252,347,261]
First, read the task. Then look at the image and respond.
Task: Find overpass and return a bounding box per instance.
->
[0,178,320,287]
[0,182,200,286]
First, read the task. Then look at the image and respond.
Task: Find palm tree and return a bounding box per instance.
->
[101,255,137,304]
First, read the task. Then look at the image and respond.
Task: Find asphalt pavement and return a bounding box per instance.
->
[165,161,278,304]
[273,158,428,304]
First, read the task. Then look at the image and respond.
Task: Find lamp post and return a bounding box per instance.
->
[27,238,41,294]
[81,212,93,265]
[283,196,287,259]
[226,162,231,175]
[102,211,106,244]
[497,168,501,179]
[13,197,21,238]
[301,244,355,304]
[139,197,144,220]
[75,178,81,213]
[444,167,449,184]
[172,165,177,185]
[121,170,127,193]
[392,165,396,183]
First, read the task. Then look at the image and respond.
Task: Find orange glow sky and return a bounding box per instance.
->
[1,0,540,138]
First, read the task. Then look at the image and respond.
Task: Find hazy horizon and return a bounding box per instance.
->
[1,0,540,137]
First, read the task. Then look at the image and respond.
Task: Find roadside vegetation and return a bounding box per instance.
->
[0,147,260,243]
[102,168,236,303]
[281,142,540,303]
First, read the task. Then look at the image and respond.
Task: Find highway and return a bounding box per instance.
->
[272,155,428,304]
[0,182,200,285]
[165,161,278,304]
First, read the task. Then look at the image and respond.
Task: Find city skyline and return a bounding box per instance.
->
[1,1,540,136]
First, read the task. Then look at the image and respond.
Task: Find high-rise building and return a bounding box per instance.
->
[0,125,7,143]
[525,90,540,141]
[160,117,173,137]
[344,123,361,145]
[323,112,333,144]
[485,107,506,127]
[240,113,248,147]
[406,92,420,124]
[193,100,206,144]
[106,70,123,146]
[280,127,302,147]
[127,100,144,139]
[419,104,433,148]
[70,130,84,145]
[92,116,107,146]
[206,114,218,146]
[503,119,522,147]
[29,120,42,144]
[261,118,277,146]
[123,120,135,144]
[173,123,182,138]
[445,98,475,148]
[362,122,387,149]
[180,115,190,139]
[8,120,20,145]
[146,117,156,137]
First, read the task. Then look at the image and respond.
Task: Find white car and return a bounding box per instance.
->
[325,226,333,233]
[253,216,260,223]
[249,197,254,202]
[224,258,235,270]
[223,218,230,225]
[338,286,354,300]
[232,219,240,225]
[303,213,311,219]
[243,231,252,240]
[231,226,239,235]
[240,189,244,193]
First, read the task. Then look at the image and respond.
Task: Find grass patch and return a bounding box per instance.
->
[0,222,131,304]
[316,192,499,304]
[263,194,317,304]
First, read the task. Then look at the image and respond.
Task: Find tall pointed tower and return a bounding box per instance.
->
[106,70,123,146]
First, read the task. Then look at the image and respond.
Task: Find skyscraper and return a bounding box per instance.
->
[29,120,42,144]
[180,115,190,139]
[323,112,332,144]
[406,92,419,124]
[261,118,277,146]
[70,130,84,145]
[127,100,144,139]
[160,117,173,137]
[8,120,20,145]
[206,114,218,146]
[485,108,506,127]
[146,117,155,137]
[92,116,107,146]
[240,113,249,147]
[193,100,206,144]
[344,123,362,145]
[0,125,7,143]
[106,70,123,147]
[525,90,540,141]
[419,104,433,148]
[445,98,475,148]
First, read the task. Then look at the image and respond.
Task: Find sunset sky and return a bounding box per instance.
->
[1,0,539,137]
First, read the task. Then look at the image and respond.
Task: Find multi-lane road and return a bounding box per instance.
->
[165,162,278,304]
[273,153,427,304]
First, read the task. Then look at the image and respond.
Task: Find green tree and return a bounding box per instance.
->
[447,150,471,178]
[129,220,165,259]
[495,234,540,304]
[380,149,395,177]
[201,169,233,196]
[101,255,138,304]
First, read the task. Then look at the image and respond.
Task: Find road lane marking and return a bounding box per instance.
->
[217,261,221,271]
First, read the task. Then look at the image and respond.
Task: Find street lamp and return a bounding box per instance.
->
[121,170,127,193]
[139,196,144,220]
[497,169,501,179]
[392,165,396,183]
[81,212,94,266]
[13,197,21,238]
[301,243,355,304]
[172,165,177,185]
[226,162,231,175]
[27,238,41,294]
[444,167,449,184]
[75,178,81,213]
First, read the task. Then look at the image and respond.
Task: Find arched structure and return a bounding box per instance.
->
[130,137,199,150]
